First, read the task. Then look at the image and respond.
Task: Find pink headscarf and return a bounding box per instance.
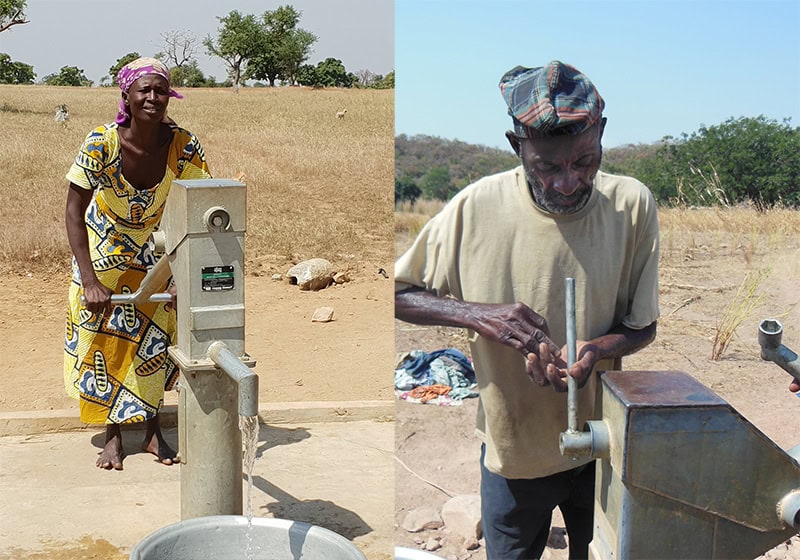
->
[115,57,183,125]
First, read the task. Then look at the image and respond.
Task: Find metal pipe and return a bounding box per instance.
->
[207,341,259,417]
[80,256,173,306]
[559,277,599,460]
[778,491,800,532]
[566,277,578,433]
[758,319,800,384]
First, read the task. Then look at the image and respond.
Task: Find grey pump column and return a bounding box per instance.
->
[159,178,257,520]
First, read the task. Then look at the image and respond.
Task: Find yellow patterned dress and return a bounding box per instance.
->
[64,123,210,425]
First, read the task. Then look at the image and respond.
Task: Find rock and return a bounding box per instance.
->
[463,536,480,551]
[402,506,443,533]
[333,271,350,284]
[441,494,482,541]
[423,537,442,551]
[311,307,335,323]
[287,258,334,291]
[271,273,282,281]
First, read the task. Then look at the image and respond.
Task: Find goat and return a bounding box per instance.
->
[54,104,69,127]
[336,109,347,119]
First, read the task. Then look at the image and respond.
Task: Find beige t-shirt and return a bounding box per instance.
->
[395,167,660,479]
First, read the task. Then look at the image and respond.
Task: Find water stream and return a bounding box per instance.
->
[239,414,259,556]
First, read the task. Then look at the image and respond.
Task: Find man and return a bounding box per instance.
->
[394,61,660,559]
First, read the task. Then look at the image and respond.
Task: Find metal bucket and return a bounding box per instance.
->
[130,515,366,560]
[394,546,445,559]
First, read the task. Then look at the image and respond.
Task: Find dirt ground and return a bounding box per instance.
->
[394,229,800,560]
[0,254,395,560]
[0,255,395,412]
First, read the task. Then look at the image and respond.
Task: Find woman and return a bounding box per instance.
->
[64,57,210,470]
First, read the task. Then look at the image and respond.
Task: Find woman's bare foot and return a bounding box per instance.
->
[97,424,124,470]
[142,414,178,465]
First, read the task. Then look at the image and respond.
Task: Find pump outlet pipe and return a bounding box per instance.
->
[758,319,800,385]
[207,341,259,417]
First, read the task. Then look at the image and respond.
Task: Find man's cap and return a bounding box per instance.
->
[499,61,605,138]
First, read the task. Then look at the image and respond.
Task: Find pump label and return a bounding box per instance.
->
[201,266,235,291]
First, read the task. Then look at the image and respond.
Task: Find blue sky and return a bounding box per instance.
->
[0,0,393,84]
[395,0,800,150]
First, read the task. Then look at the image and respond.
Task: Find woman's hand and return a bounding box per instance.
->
[82,279,112,315]
[165,284,177,312]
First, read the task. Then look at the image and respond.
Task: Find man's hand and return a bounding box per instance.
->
[469,302,562,358]
[82,280,112,315]
[526,340,599,392]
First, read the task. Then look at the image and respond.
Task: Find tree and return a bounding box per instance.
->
[314,58,353,88]
[604,116,800,208]
[296,63,320,87]
[247,5,317,86]
[420,166,456,200]
[157,30,198,71]
[395,175,422,204]
[0,0,28,33]
[42,66,92,87]
[171,60,209,87]
[372,70,394,89]
[680,116,800,208]
[204,10,264,91]
[355,69,377,88]
[108,52,140,86]
[0,52,34,84]
[277,28,316,85]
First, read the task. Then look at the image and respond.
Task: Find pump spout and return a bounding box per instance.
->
[207,341,259,417]
[758,319,800,385]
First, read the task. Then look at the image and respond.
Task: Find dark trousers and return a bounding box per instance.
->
[480,445,595,560]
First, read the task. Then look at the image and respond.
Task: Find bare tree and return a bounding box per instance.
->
[355,69,377,87]
[158,29,198,69]
[0,0,29,33]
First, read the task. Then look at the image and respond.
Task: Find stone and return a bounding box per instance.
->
[401,506,443,533]
[423,537,442,551]
[463,536,480,551]
[311,307,335,323]
[271,273,282,281]
[333,271,350,284]
[441,494,482,541]
[287,258,334,291]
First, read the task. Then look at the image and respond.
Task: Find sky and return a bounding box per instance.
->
[395,0,800,150]
[0,0,394,84]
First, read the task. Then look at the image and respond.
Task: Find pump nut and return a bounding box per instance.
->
[204,206,231,232]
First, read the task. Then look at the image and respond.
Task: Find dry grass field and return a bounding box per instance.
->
[0,84,393,273]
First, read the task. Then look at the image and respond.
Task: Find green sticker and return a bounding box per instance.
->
[201,266,234,291]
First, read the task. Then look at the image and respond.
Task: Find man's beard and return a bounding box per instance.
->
[526,170,594,215]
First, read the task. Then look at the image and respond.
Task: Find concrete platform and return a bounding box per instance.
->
[0,400,394,437]
[0,403,394,560]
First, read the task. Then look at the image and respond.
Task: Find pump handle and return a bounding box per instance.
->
[80,292,173,305]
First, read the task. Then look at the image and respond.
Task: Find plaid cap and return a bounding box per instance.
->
[499,61,604,138]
